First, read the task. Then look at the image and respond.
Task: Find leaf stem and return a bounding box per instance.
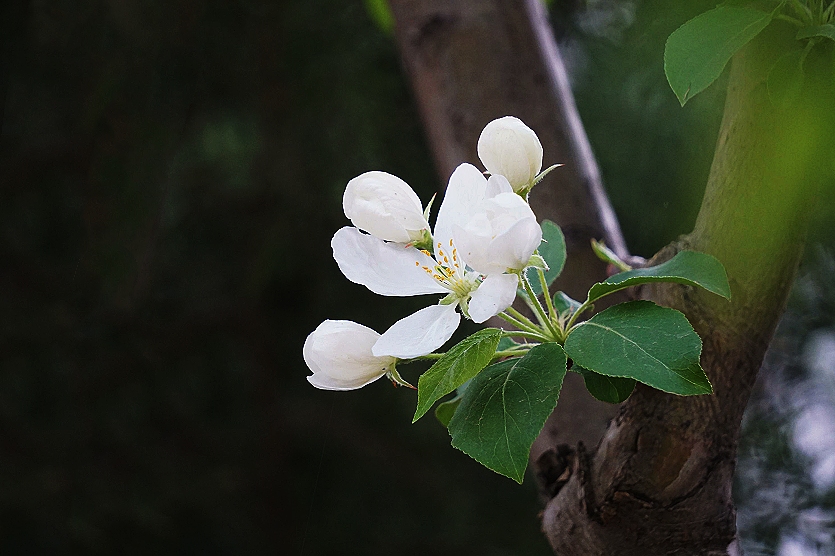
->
[403,353,445,361]
[537,267,559,321]
[521,272,560,340]
[501,329,551,341]
[789,0,814,23]
[498,311,548,338]
[491,348,531,361]
[504,306,542,332]
[775,13,805,26]
[564,298,594,332]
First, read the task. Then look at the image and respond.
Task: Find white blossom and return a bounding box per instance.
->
[452,187,542,276]
[303,320,395,390]
[332,163,531,359]
[477,116,543,192]
[343,171,430,244]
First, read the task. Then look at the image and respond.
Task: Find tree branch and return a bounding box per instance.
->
[389,0,625,453]
[541,24,834,554]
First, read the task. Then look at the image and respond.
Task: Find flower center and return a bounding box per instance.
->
[415,239,479,299]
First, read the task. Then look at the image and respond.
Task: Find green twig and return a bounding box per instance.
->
[521,272,560,339]
[501,329,551,342]
[498,311,549,338]
[537,267,558,321]
[505,306,542,332]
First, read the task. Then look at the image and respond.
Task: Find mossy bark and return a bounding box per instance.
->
[541,25,833,555]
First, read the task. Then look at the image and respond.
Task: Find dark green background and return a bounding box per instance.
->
[1,0,833,554]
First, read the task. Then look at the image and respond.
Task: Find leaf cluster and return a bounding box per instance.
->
[410,220,730,482]
[664,1,835,107]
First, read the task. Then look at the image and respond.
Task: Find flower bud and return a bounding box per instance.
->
[304,320,395,390]
[477,116,543,192]
[343,171,430,244]
[452,192,542,276]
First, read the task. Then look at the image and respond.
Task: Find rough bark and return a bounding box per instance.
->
[541,25,833,554]
[388,0,624,453]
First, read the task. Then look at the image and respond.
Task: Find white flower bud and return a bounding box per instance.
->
[343,171,429,244]
[452,192,542,275]
[477,116,543,192]
[304,320,395,391]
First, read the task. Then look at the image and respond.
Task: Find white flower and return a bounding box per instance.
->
[331,163,523,359]
[304,320,395,390]
[343,171,430,244]
[452,189,542,276]
[477,116,543,192]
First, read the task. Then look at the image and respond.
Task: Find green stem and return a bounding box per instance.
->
[518,288,544,317]
[505,306,542,332]
[789,0,813,23]
[501,329,551,342]
[403,353,445,361]
[491,348,532,361]
[498,311,548,337]
[774,13,805,26]
[564,299,593,332]
[521,273,560,339]
[537,267,559,321]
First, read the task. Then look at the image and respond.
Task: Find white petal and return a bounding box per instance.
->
[485,174,513,198]
[332,227,447,296]
[433,163,488,259]
[452,193,542,275]
[372,303,460,359]
[343,171,429,243]
[303,320,395,390]
[468,274,519,323]
[491,216,542,269]
[477,116,543,192]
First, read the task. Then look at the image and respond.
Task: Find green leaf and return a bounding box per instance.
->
[586,250,731,304]
[496,336,520,352]
[525,220,566,297]
[768,48,805,108]
[564,301,712,396]
[434,380,471,428]
[797,24,835,42]
[363,0,394,35]
[449,343,567,483]
[552,291,582,316]
[435,396,460,428]
[665,6,773,105]
[575,366,635,404]
[591,239,631,272]
[413,328,502,423]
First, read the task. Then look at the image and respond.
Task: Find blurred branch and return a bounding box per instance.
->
[388,0,623,462]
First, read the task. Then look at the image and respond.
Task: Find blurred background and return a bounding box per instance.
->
[1,0,834,554]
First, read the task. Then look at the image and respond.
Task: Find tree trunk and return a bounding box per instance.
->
[392,1,835,553]
[388,0,625,454]
[541,24,833,554]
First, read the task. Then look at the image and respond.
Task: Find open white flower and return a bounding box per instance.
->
[332,163,523,359]
[343,171,430,244]
[304,320,395,391]
[477,116,543,193]
[452,190,542,276]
